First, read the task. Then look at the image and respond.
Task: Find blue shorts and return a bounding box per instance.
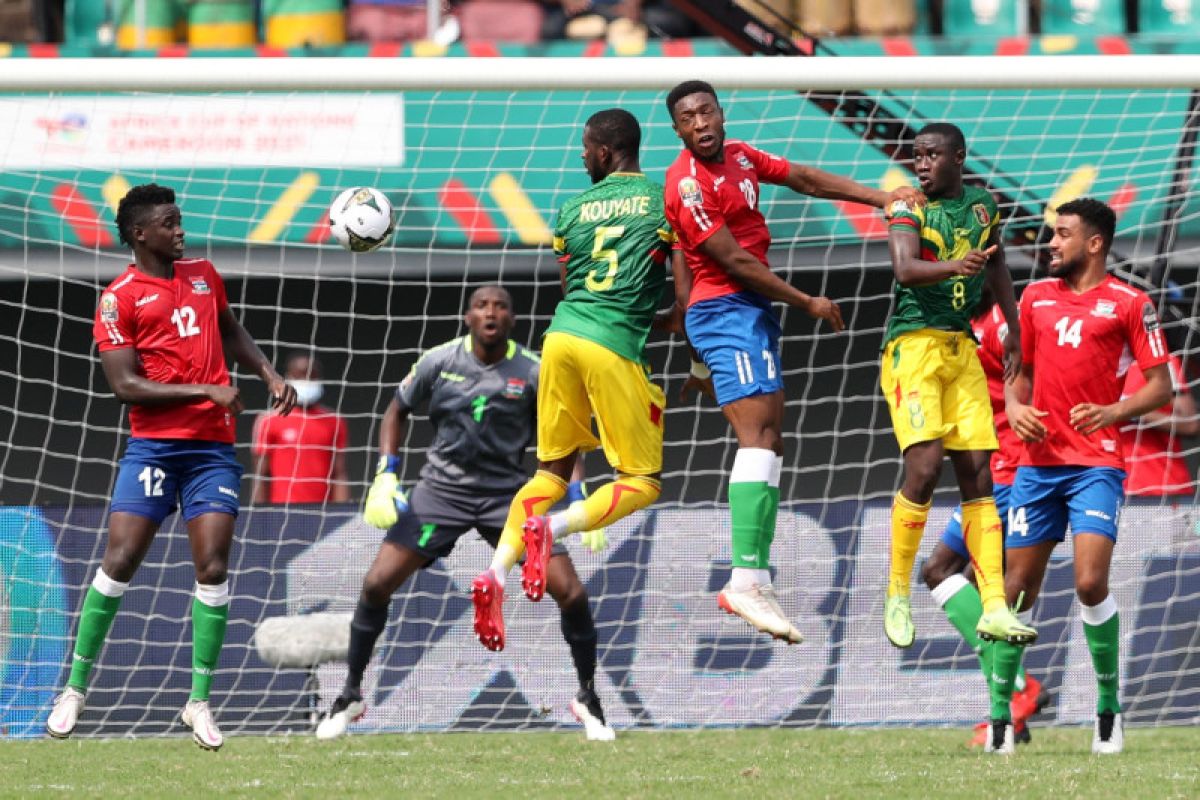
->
[111,438,243,524]
[1005,465,1126,548]
[940,482,1013,561]
[685,292,783,407]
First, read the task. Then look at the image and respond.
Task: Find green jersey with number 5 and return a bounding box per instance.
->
[546,171,674,363]
[883,184,998,347]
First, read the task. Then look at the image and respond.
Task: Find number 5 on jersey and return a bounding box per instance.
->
[587,226,624,292]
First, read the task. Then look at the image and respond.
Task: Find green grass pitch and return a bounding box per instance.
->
[5,727,1200,798]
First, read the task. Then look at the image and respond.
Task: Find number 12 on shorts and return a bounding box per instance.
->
[734,350,776,384]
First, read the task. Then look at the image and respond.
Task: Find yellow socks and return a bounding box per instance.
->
[559,475,661,538]
[889,491,931,597]
[961,497,1007,612]
[491,470,567,575]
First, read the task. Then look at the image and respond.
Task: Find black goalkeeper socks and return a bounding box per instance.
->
[559,597,598,690]
[344,598,390,696]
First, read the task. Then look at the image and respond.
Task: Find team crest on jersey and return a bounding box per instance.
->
[1091,300,1117,319]
[972,204,990,227]
[100,293,118,323]
[735,152,753,170]
[678,177,703,208]
[503,378,526,399]
[190,278,211,295]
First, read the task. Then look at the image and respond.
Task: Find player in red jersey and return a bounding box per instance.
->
[997,198,1172,755]
[252,351,350,504]
[920,294,1047,747]
[1119,354,1197,496]
[47,184,296,750]
[663,79,922,642]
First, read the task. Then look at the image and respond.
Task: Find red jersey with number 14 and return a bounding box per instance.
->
[972,304,1022,484]
[93,259,235,443]
[1019,275,1168,470]
[664,140,790,307]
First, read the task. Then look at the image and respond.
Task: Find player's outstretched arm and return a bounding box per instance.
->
[889,226,994,287]
[982,229,1021,380]
[698,227,842,330]
[99,348,243,412]
[784,164,924,210]
[217,306,296,415]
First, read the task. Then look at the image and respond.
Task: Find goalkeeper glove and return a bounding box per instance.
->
[364,455,409,529]
[567,480,608,554]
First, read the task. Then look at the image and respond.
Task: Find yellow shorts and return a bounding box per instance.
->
[880,329,999,454]
[537,332,665,475]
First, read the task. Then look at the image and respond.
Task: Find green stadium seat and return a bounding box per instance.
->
[941,0,1027,37]
[1039,0,1126,35]
[189,0,256,48]
[1139,0,1200,35]
[263,0,346,47]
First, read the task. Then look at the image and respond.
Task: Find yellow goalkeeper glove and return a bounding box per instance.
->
[364,456,409,529]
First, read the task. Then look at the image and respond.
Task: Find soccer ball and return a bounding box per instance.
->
[329,187,395,253]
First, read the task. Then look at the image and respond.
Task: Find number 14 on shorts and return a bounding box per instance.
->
[733,350,776,384]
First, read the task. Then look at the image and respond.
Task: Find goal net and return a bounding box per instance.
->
[2,56,1199,738]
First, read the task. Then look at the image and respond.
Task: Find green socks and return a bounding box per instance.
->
[728,449,779,570]
[1082,596,1121,715]
[67,570,128,692]
[190,582,231,702]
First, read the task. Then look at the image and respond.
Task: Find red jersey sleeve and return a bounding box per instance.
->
[1020,289,1037,368]
[93,288,134,352]
[1128,292,1170,372]
[739,142,791,185]
[666,171,726,249]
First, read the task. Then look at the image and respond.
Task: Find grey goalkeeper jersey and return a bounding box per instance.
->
[396,336,539,494]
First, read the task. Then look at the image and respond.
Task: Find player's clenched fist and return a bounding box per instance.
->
[364,462,409,529]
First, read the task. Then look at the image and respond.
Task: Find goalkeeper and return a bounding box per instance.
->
[317,285,614,742]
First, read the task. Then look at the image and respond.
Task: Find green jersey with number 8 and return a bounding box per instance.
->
[546,171,674,364]
[883,184,999,347]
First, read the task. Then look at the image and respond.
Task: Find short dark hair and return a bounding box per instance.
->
[469,284,511,307]
[915,122,966,153]
[285,351,321,378]
[116,183,176,248]
[585,108,641,156]
[1056,197,1116,252]
[666,80,718,121]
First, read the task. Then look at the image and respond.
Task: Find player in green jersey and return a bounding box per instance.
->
[472,108,673,658]
[880,124,1036,703]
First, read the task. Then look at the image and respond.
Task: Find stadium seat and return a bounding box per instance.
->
[1039,0,1126,35]
[853,0,915,35]
[347,0,429,42]
[458,0,544,44]
[113,0,182,48]
[795,0,851,37]
[263,0,346,47]
[941,0,1027,36]
[188,1,256,48]
[1139,0,1200,34]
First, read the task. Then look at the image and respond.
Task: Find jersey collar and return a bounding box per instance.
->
[462,335,516,361]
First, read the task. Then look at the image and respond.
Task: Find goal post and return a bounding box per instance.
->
[1,55,1198,738]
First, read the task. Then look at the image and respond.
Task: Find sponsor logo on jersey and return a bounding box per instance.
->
[712,176,726,189]
[1102,439,1117,452]
[678,176,702,208]
[503,377,526,399]
[1141,301,1160,332]
[439,371,466,382]
[972,203,990,227]
[1033,300,1057,307]
[1091,300,1117,319]
[1085,508,1112,521]
[100,293,119,322]
[190,278,210,295]
[218,486,238,498]
[135,293,159,307]
[735,152,753,170]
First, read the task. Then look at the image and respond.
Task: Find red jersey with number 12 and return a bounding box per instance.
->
[664,140,790,307]
[1019,275,1168,470]
[93,259,235,442]
[972,304,1021,484]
